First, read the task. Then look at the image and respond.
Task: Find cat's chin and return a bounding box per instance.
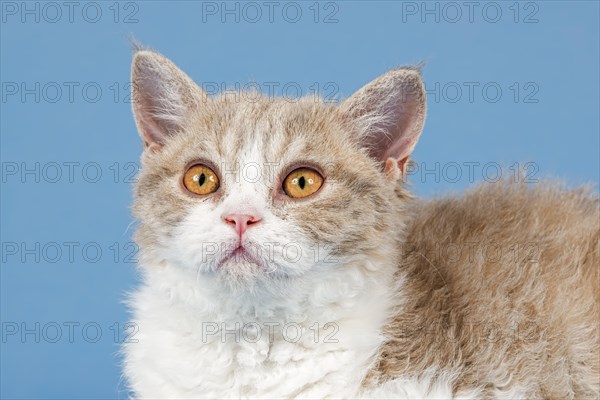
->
[215,246,263,271]
[212,259,282,293]
[219,252,262,272]
[210,247,267,282]
[208,248,301,291]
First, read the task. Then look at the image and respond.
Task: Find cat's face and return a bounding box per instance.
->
[131,51,426,290]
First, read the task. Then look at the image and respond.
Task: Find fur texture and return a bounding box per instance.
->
[124,50,599,399]
[368,183,600,399]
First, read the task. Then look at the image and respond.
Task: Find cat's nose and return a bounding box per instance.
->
[222,213,262,236]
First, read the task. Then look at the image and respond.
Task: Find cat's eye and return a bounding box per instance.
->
[283,167,324,199]
[183,164,220,195]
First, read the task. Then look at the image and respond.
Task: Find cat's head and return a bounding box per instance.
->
[130,50,426,292]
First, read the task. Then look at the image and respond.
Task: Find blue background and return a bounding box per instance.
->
[1,1,598,398]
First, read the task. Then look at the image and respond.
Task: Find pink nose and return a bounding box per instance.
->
[222,213,262,236]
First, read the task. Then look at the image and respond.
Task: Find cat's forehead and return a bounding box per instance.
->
[183,95,348,166]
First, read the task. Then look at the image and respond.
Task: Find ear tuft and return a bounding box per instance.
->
[127,35,146,54]
[131,50,207,148]
[340,67,426,170]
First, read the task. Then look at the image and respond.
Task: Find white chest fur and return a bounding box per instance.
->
[124,261,398,399]
[123,260,482,399]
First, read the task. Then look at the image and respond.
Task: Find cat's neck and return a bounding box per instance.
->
[139,243,401,327]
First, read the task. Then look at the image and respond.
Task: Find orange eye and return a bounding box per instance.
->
[283,167,324,199]
[183,164,220,195]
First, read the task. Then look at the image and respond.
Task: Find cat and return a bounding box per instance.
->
[123,49,599,399]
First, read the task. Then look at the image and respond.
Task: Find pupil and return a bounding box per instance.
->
[298,176,306,189]
[199,173,206,186]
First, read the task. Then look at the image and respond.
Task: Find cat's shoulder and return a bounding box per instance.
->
[405,181,599,243]
[398,180,599,297]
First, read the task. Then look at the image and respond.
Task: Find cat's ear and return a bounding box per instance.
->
[131,50,208,151]
[340,67,426,180]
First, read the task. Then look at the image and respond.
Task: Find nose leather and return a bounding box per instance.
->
[222,213,262,236]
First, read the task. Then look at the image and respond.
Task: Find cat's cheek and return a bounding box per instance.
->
[250,219,332,277]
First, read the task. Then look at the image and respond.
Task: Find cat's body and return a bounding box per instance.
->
[372,183,599,399]
[124,49,599,399]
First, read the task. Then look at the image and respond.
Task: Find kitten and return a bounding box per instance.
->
[124,49,599,399]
